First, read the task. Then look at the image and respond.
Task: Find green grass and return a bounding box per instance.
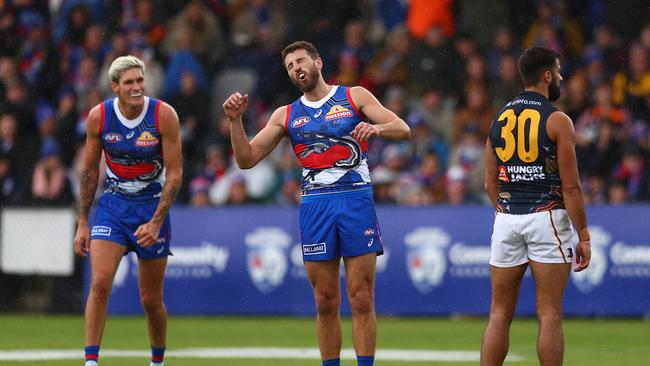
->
[0,315,648,365]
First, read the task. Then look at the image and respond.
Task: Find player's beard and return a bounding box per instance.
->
[548,80,561,101]
[291,67,320,93]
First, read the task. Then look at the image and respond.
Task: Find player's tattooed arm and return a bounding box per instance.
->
[78,167,99,220]
[152,102,182,225]
[74,105,103,257]
[150,179,180,225]
[78,106,103,222]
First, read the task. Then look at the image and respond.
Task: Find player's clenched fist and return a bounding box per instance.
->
[223,92,249,121]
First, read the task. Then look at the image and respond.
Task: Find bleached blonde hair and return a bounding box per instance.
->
[108,55,146,83]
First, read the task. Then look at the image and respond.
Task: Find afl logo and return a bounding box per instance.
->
[292,116,310,128]
[104,133,123,143]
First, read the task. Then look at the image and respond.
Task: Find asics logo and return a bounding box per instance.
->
[314,110,322,118]
[367,238,374,247]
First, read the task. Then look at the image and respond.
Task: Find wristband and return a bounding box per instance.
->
[578,240,590,246]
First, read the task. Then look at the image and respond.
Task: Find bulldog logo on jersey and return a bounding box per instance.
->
[324,105,353,121]
[245,227,290,293]
[404,227,451,294]
[135,131,160,147]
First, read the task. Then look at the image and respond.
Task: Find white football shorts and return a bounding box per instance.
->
[490,209,577,267]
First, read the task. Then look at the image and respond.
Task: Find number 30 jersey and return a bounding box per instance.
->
[99,96,165,200]
[488,91,563,214]
[285,85,371,192]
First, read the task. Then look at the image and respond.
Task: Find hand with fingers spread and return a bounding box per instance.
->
[134,220,162,247]
[351,121,381,141]
[73,222,90,257]
[223,92,249,121]
[574,239,591,272]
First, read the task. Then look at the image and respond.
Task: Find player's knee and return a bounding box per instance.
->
[536,309,562,324]
[349,289,373,316]
[89,277,113,301]
[314,292,340,316]
[140,292,163,312]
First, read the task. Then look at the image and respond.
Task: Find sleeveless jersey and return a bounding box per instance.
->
[285,85,371,192]
[99,96,165,200]
[488,91,564,214]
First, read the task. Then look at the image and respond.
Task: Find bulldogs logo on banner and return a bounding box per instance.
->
[405,227,451,294]
[572,226,610,293]
[245,227,290,293]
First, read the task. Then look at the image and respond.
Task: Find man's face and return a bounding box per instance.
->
[112,68,145,107]
[548,58,562,102]
[284,49,321,93]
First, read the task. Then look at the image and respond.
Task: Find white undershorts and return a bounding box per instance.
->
[490,209,577,267]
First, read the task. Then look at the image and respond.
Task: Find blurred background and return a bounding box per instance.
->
[0,0,649,330]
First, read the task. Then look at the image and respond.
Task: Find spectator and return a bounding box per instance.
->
[365,25,411,93]
[31,137,73,204]
[611,145,649,202]
[230,0,287,53]
[406,0,455,40]
[491,54,521,109]
[613,43,650,115]
[0,151,22,204]
[162,0,225,67]
[407,25,455,95]
[452,84,495,143]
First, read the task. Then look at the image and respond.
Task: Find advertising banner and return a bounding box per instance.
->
[92,206,650,316]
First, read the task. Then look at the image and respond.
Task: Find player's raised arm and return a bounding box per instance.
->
[484,138,500,211]
[547,110,591,271]
[223,92,287,169]
[348,86,411,141]
[135,102,183,247]
[73,105,103,257]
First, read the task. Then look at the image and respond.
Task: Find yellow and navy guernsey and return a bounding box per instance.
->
[284,85,370,194]
[488,91,564,214]
[99,96,165,201]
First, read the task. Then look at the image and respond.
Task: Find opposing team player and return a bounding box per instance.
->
[74,55,182,366]
[223,41,410,366]
[481,46,591,366]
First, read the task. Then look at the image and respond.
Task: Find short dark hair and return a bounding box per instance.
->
[281,41,320,64]
[518,46,562,87]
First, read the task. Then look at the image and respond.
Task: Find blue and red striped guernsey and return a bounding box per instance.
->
[285,85,371,191]
[99,96,165,200]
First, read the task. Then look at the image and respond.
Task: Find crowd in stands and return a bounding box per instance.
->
[0,0,648,208]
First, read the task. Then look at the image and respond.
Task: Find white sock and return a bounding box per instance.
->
[150,362,164,366]
[85,361,98,366]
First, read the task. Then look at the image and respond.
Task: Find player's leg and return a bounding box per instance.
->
[138,256,168,365]
[305,259,342,363]
[343,253,377,364]
[529,261,571,366]
[480,263,527,366]
[85,239,127,364]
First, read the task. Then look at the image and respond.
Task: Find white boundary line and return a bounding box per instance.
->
[0,348,523,362]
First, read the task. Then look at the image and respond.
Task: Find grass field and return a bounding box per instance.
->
[0,315,648,365]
